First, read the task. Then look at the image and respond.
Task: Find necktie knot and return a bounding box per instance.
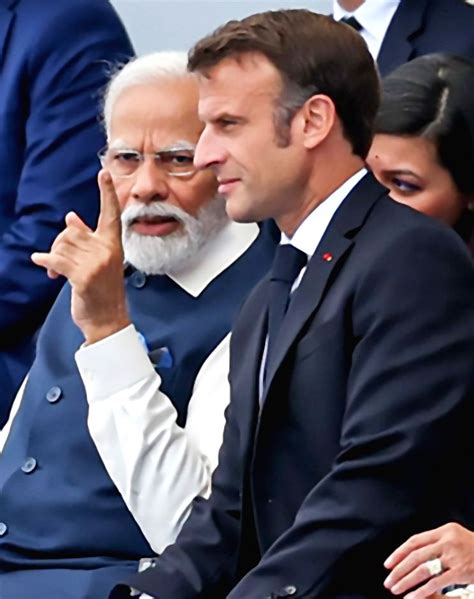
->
[340,15,362,32]
[271,245,307,284]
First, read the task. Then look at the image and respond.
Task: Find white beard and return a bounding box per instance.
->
[121,197,228,275]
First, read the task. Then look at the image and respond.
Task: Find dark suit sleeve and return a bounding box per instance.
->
[0,4,133,345]
[224,226,474,597]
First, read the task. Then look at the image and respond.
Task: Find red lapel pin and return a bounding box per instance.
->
[322,252,333,262]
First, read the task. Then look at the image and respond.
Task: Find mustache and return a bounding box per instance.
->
[121,202,195,227]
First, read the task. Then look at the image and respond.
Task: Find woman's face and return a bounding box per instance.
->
[367,134,470,226]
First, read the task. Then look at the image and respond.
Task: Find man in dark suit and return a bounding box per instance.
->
[334,0,474,76]
[116,10,474,599]
[0,0,133,425]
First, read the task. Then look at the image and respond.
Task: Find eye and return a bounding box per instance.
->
[157,150,195,175]
[158,151,194,166]
[391,177,422,194]
[114,150,141,163]
[171,152,194,166]
[217,117,238,129]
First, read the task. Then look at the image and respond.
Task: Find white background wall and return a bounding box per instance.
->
[110,1,332,55]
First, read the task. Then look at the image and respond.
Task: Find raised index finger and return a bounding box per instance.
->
[96,169,122,238]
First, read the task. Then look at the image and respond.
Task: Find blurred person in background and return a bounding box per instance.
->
[368,53,474,252]
[0,0,133,425]
[333,0,474,76]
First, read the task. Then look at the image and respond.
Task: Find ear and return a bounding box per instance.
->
[300,94,336,150]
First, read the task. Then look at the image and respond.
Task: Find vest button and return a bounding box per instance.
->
[46,385,62,403]
[278,585,297,596]
[21,457,37,474]
[0,522,7,537]
[130,271,146,289]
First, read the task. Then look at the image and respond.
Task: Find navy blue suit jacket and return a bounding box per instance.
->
[119,175,474,599]
[378,0,474,76]
[0,0,133,424]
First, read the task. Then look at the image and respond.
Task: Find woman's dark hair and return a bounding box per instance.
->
[375,53,474,198]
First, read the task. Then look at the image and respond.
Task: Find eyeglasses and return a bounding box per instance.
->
[98,146,197,178]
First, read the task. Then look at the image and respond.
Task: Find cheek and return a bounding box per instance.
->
[391,189,459,224]
[170,176,218,215]
[113,180,132,212]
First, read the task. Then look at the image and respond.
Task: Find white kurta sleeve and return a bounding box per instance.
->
[0,377,28,451]
[75,324,230,554]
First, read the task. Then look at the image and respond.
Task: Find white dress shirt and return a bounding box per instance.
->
[333,0,401,60]
[259,169,367,398]
[1,220,260,558]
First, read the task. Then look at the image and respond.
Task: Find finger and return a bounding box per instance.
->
[404,570,458,599]
[96,169,122,238]
[385,544,442,588]
[46,269,61,279]
[385,530,442,568]
[51,226,92,254]
[388,558,441,595]
[31,252,76,279]
[65,211,92,232]
[31,252,57,278]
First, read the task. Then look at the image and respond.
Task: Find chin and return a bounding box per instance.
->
[225,198,255,224]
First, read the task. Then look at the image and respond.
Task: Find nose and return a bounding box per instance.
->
[194,126,226,172]
[130,158,169,203]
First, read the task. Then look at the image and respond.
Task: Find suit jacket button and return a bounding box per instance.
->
[0,522,7,537]
[281,585,297,596]
[130,271,146,289]
[21,457,37,474]
[46,385,62,403]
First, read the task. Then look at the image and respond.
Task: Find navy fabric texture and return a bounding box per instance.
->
[0,0,134,424]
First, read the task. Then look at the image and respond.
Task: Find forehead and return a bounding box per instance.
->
[109,78,204,145]
[370,134,440,170]
[197,53,284,120]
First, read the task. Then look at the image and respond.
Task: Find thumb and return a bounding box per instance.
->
[96,169,122,238]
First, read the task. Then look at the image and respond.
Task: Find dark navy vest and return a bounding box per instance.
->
[0,228,275,574]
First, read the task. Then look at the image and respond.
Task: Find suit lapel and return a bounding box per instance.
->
[261,174,388,403]
[232,279,270,452]
[377,0,430,76]
[0,0,16,68]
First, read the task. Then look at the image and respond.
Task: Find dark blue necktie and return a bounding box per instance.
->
[266,245,307,376]
[340,16,362,31]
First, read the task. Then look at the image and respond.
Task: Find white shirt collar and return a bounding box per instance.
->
[166,220,260,297]
[281,169,367,257]
[333,1,401,59]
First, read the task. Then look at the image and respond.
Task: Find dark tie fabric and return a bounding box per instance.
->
[340,15,363,31]
[265,245,307,377]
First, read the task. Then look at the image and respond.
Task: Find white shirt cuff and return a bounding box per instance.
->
[75,324,156,401]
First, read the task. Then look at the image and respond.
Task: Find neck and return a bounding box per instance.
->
[276,152,365,237]
[337,0,365,11]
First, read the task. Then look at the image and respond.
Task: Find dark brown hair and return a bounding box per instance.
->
[188,9,380,158]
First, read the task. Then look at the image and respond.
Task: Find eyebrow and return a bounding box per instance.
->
[108,139,196,152]
[382,168,421,179]
[159,140,196,152]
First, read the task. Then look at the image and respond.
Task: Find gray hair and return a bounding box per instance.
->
[103,51,191,137]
